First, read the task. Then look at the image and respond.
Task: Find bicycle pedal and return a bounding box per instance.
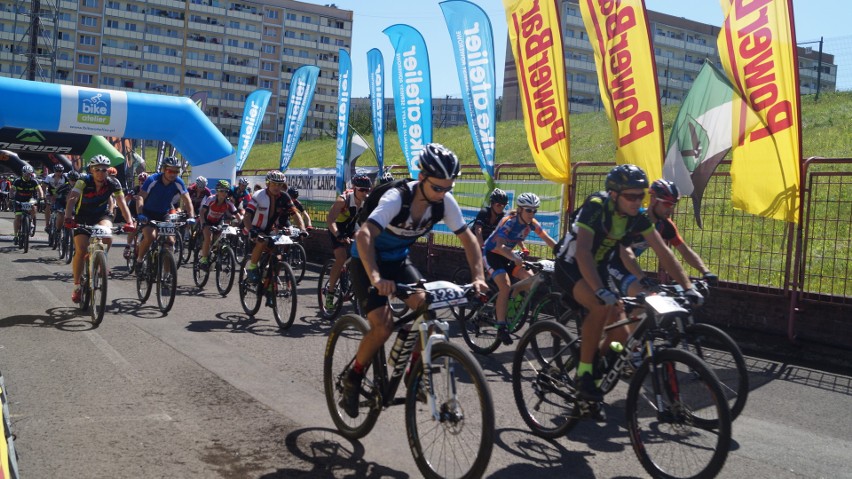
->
[578,400,607,422]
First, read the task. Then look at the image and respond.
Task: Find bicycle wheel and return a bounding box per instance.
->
[459,294,501,355]
[192,248,210,288]
[406,341,494,479]
[59,228,68,259]
[449,265,473,321]
[47,219,56,248]
[238,259,262,316]
[323,314,381,439]
[136,253,153,303]
[174,233,186,268]
[90,250,108,327]
[512,320,581,438]
[272,261,298,330]
[527,293,563,326]
[317,260,345,320]
[287,243,307,284]
[626,348,732,479]
[29,215,36,237]
[79,262,91,312]
[179,228,193,265]
[65,229,75,264]
[673,323,749,421]
[156,248,178,313]
[215,246,236,297]
[20,216,30,253]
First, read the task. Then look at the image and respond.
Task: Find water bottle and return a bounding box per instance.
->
[388,325,412,367]
[603,341,624,372]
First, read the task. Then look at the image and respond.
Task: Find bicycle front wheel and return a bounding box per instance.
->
[459,295,501,356]
[512,320,581,438]
[136,253,153,303]
[323,314,381,439]
[20,216,30,253]
[215,246,236,297]
[272,261,298,330]
[288,243,307,284]
[626,348,732,479]
[90,250,108,327]
[156,248,178,313]
[192,249,210,288]
[317,260,344,320]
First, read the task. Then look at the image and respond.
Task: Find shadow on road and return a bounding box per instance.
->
[0,306,98,331]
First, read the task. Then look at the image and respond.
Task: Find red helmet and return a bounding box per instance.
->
[649,179,680,204]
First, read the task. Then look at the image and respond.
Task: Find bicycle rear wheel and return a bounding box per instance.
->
[238,259,262,316]
[406,341,494,479]
[215,246,236,296]
[20,216,30,253]
[626,348,732,479]
[317,260,345,320]
[459,295,501,355]
[90,250,108,327]
[512,320,581,438]
[65,229,75,264]
[272,261,298,330]
[287,243,307,284]
[192,248,210,288]
[323,314,381,439]
[156,249,178,313]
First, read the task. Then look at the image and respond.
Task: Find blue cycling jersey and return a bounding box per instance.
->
[140,173,188,215]
[483,213,543,253]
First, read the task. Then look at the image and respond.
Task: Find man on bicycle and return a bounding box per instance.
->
[322,174,371,311]
[229,177,252,214]
[242,171,306,283]
[611,179,718,297]
[10,164,44,245]
[51,170,78,237]
[340,143,488,418]
[134,156,195,272]
[188,176,211,216]
[42,165,68,232]
[198,180,240,270]
[64,155,135,303]
[123,172,147,260]
[0,174,11,211]
[285,186,313,230]
[553,164,701,403]
[483,192,557,346]
[473,188,509,247]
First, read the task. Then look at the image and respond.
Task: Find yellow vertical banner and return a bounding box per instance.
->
[503,0,571,184]
[580,0,664,182]
[717,0,801,223]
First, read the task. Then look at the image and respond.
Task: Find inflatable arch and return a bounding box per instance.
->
[0,77,235,184]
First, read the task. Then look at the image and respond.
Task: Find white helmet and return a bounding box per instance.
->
[516,192,541,208]
[21,164,34,175]
[195,176,208,188]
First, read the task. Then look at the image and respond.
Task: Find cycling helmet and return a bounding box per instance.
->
[378,172,395,185]
[195,176,208,188]
[67,171,80,182]
[161,156,181,169]
[287,186,299,199]
[605,164,648,192]
[351,175,371,189]
[265,170,287,184]
[21,164,34,175]
[516,192,541,208]
[238,177,249,187]
[107,167,118,176]
[216,179,230,191]
[649,179,680,203]
[417,143,460,179]
[88,154,111,168]
[490,188,508,205]
[54,165,64,172]
[137,172,149,183]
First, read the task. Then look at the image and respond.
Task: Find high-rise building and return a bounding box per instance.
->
[0,0,353,145]
[502,0,837,120]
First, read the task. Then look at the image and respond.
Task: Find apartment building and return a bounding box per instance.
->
[0,0,352,145]
[502,0,838,120]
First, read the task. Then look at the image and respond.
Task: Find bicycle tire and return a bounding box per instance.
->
[90,250,108,327]
[238,258,262,316]
[323,314,381,439]
[673,323,749,421]
[21,216,30,253]
[65,229,75,264]
[288,243,307,284]
[317,260,345,320]
[626,348,732,479]
[459,293,501,355]
[156,248,178,313]
[179,228,194,265]
[272,261,298,330]
[512,320,581,438]
[174,233,185,268]
[79,258,91,312]
[192,247,210,288]
[406,341,495,479]
[215,246,236,297]
[29,214,36,237]
[136,253,153,303]
[58,227,68,259]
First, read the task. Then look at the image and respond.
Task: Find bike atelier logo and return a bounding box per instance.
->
[77,91,112,125]
[16,129,46,143]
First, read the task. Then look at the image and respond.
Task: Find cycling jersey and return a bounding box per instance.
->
[11,178,40,203]
[473,207,505,241]
[245,188,296,232]
[281,198,306,227]
[43,173,67,196]
[621,215,683,256]
[332,190,362,238]
[0,180,10,193]
[53,182,73,209]
[187,184,211,213]
[71,175,124,217]
[200,195,237,225]
[228,186,251,209]
[483,213,543,253]
[353,180,466,262]
[139,172,188,215]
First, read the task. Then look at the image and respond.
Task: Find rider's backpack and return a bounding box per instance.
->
[356,178,445,229]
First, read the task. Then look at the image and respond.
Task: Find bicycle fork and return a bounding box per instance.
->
[414,319,456,422]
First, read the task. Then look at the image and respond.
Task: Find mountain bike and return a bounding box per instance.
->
[47,206,64,250]
[281,227,307,284]
[178,214,197,267]
[512,293,732,479]
[14,200,35,253]
[60,223,74,263]
[324,281,494,479]
[317,257,357,321]
[75,224,120,327]
[237,231,298,329]
[136,216,184,314]
[191,223,237,296]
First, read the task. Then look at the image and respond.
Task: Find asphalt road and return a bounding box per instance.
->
[0,211,850,478]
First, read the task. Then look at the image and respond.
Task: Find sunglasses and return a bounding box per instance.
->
[522,208,538,214]
[620,192,646,202]
[92,167,109,172]
[657,199,678,206]
[355,187,371,193]
[164,168,180,174]
[426,178,453,193]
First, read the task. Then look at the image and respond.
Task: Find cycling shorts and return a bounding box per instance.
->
[73,213,114,237]
[484,251,522,279]
[327,229,352,250]
[350,257,422,315]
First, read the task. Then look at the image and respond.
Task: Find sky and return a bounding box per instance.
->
[325,0,851,98]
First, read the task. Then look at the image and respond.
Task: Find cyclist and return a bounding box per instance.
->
[134,156,196,272]
[612,179,718,297]
[229,177,252,214]
[123,172,147,260]
[42,165,68,232]
[64,155,135,303]
[473,188,509,247]
[340,143,488,418]
[51,170,78,235]
[286,186,313,230]
[10,164,44,245]
[0,174,11,211]
[552,164,702,403]
[188,176,211,216]
[322,174,371,311]
[198,180,240,270]
[242,170,306,283]
[483,192,557,345]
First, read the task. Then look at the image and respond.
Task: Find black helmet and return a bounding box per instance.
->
[378,172,395,185]
[489,188,508,205]
[287,186,299,199]
[351,175,371,189]
[605,164,648,192]
[67,171,80,182]
[161,156,181,169]
[650,179,680,203]
[54,165,64,172]
[417,143,460,179]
